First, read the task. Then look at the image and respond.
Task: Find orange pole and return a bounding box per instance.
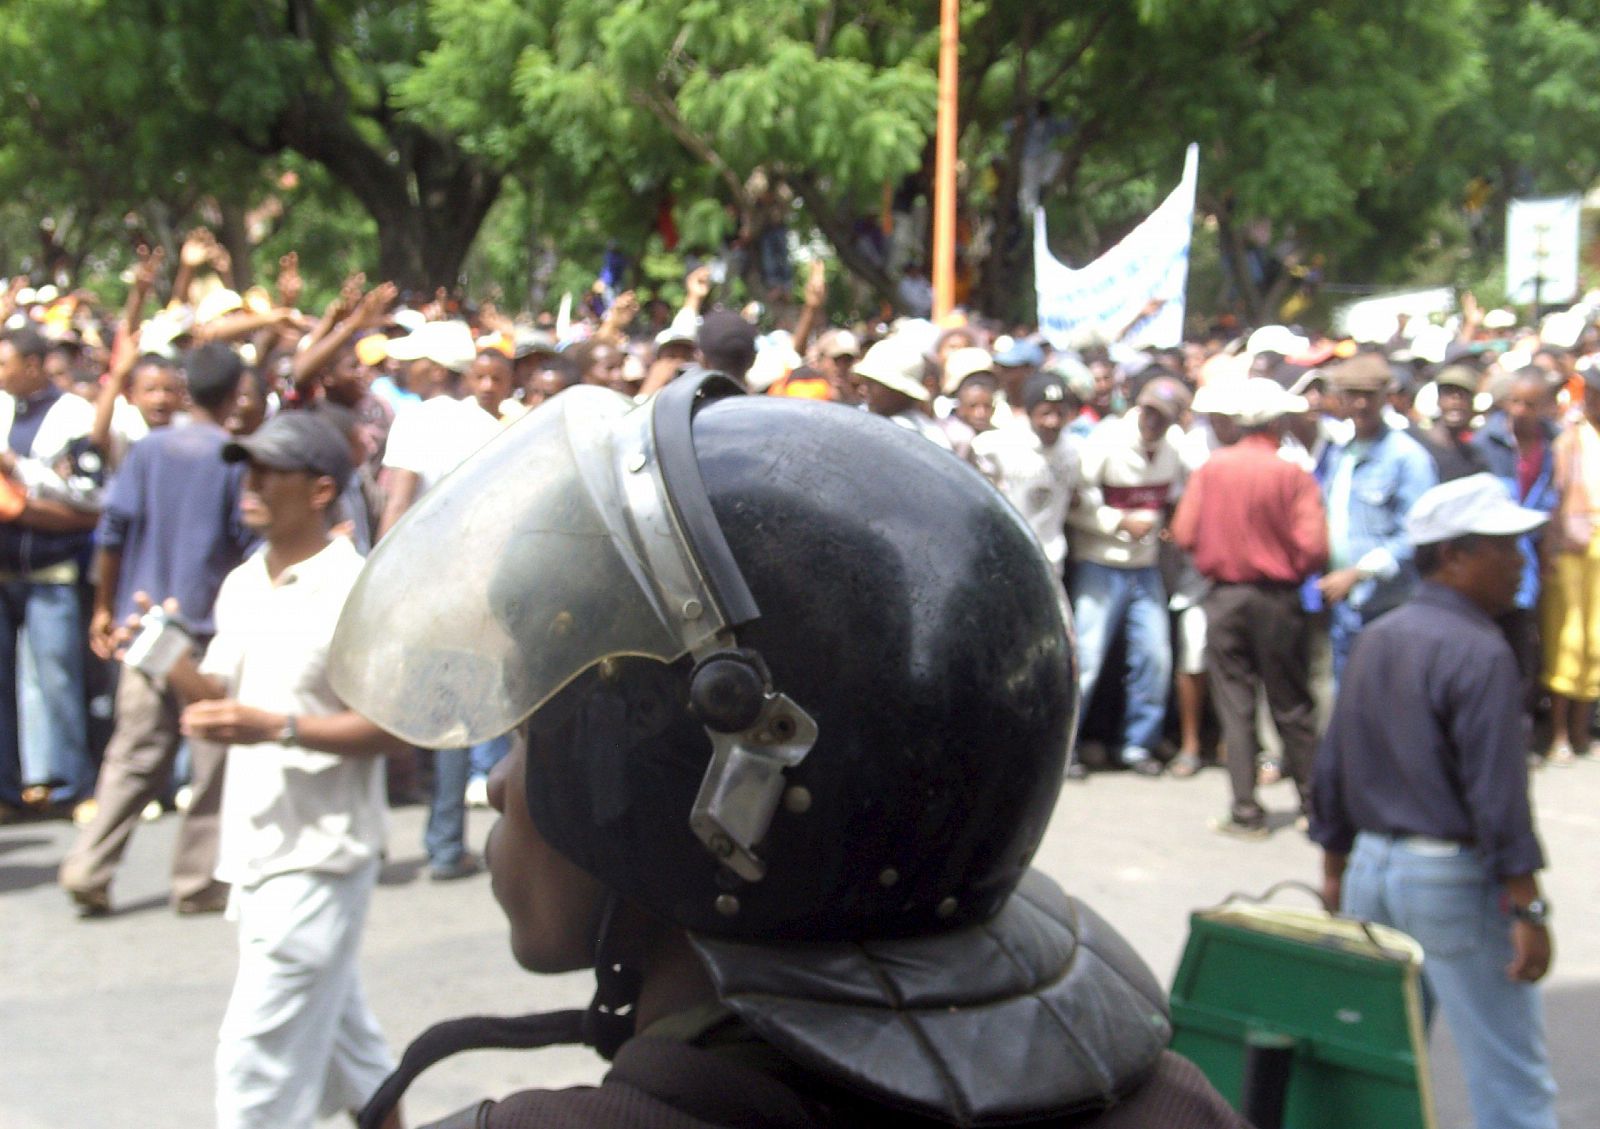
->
[932,0,959,320]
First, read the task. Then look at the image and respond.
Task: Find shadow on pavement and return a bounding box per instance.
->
[0,860,59,894]
[379,855,426,886]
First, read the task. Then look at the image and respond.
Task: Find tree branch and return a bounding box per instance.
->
[629,86,752,217]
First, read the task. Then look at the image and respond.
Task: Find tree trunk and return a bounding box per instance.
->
[1214,203,1267,325]
[271,97,502,292]
[217,199,254,291]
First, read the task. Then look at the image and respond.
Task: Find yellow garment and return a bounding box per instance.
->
[1541,536,1600,699]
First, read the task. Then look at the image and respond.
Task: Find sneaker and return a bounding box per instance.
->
[429,852,482,882]
[66,886,111,918]
[1127,757,1164,778]
[1209,815,1270,841]
[1549,743,1576,767]
[465,776,490,809]
[175,889,229,915]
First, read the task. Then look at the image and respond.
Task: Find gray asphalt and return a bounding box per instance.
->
[4,759,1597,1128]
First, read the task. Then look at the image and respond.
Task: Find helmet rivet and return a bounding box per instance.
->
[936,897,958,919]
[715,894,740,917]
[626,450,647,473]
[783,786,812,814]
[708,832,735,859]
[682,598,703,621]
[878,868,899,888]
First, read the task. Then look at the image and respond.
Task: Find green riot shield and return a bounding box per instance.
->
[1170,898,1434,1129]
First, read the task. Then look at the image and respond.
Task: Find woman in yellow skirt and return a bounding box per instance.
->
[1542,368,1600,763]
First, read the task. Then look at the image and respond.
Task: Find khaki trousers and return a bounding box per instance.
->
[59,666,227,904]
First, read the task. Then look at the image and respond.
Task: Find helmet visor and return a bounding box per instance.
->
[329,386,730,747]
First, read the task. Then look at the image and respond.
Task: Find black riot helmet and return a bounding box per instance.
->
[331,374,1077,940]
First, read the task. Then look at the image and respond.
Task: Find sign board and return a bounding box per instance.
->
[1506,196,1581,307]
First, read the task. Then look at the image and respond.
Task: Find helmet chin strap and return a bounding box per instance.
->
[355,893,643,1129]
[581,890,645,1058]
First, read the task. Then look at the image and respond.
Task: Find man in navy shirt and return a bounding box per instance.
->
[0,327,100,818]
[60,343,255,916]
[1311,473,1557,1129]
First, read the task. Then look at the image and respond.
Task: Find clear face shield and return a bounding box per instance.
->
[329,377,816,882]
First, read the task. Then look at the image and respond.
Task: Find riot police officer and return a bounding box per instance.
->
[332,373,1242,1128]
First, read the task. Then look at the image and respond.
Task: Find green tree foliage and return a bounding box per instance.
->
[3,0,1600,322]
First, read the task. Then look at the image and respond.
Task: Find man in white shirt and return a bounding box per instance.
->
[377,332,512,879]
[854,337,954,451]
[160,411,403,1129]
[973,370,1080,576]
[377,321,498,535]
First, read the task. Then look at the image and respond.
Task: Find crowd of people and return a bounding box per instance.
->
[2,237,1597,839]
[0,227,1585,1126]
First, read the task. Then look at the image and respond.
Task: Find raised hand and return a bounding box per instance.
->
[277,251,303,309]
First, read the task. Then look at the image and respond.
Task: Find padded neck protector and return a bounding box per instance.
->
[689,870,1171,1126]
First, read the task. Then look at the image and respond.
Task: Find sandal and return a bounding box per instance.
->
[1257,759,1283,786]
[1169,752,1201,779]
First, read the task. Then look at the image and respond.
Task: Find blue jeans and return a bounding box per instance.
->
[1342,834,1557,1129]
[423,736,510,868]
[0,580,91,805]
[1070,562,1170,761]
[468,734,510,780]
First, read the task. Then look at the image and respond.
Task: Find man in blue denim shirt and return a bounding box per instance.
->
[1317,353,1437,680]
[1311,474,1557,1129]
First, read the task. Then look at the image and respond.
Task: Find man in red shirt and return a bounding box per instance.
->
[1171,378,1328,838]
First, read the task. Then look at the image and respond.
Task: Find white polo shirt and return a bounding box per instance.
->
[381,394,502,494]
[202,536,387,887]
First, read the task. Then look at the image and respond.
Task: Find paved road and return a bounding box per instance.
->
[4,759,1597,1128]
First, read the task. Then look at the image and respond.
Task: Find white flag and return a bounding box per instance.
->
[1035,144,1198,350]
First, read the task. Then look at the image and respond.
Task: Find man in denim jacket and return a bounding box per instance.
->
[1317,352,1437,681]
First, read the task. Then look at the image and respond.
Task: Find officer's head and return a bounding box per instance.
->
[333,376,1077,960]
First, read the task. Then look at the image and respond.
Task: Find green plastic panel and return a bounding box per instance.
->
[1169,907,1435,1129]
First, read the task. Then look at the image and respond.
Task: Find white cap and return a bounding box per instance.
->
[1190,380,1244,416]
[195,288,243,325]
[1540,310,1585,350]
[854,338,930,402]
[391,308,428,333]
[1233,377,1307,428]
[815,328,861,359]
[1246,325,1309,358]
[654,325,697,350]
[1482,308,1518,330]
[941,347,995,395]
[384,320,476,373]
[1405,473,1548,545]
[1408,324,1455,365]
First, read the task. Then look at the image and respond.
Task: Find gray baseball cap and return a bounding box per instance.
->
[223,412,353,493]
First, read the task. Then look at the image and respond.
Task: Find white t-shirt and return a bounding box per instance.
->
[972,425,1081,568]
[106,397,150,469]
[202,537,387,887]
[381,394,502,494]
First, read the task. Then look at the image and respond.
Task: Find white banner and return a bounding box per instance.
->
[1035,143,1198,350]
[1506,195,1581,306]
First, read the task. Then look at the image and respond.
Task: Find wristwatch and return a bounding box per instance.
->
[279,714,300,747]
[1509,898,1551,927]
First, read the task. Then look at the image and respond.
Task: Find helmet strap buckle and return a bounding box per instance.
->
[687,650,818,884]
